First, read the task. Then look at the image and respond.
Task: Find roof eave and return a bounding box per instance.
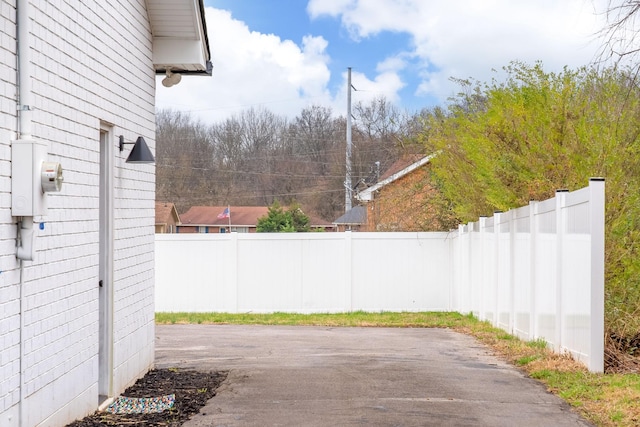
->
[356,152,438,201]
[149,0,212,75]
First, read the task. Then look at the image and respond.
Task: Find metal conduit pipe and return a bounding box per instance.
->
[17,1,32,426]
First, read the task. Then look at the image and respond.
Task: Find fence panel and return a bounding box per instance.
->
[496,212,512,332]
[510,205,531,339]
[156,232,452,314]
[350,233,452,311]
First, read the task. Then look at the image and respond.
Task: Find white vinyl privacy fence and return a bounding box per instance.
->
[156,179,605,372]
[451,179,605,372]
[156,232,453,313]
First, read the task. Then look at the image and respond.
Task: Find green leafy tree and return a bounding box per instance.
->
[421,61,640,334]
[256,201,311,232]
[288,202,311,232]
[256,201,294,232]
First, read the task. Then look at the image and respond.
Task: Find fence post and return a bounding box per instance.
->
[493,212,501,327]
[467,222,474,316]
[589,178,605,372]
[508,209,516,335]
[456,224,465,314]
[478,217,487,321]
[555,189,568,353]
[529,200,538,341]
[448,228,457,312]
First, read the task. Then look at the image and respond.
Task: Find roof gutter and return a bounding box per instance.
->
[155,61,213,76]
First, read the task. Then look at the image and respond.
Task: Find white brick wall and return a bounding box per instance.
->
[1,1,156,426]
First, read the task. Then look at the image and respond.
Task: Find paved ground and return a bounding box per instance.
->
[155,325,594,427]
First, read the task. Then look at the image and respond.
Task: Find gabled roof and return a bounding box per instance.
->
[147,0,212,75]
[333,206,367,226]
[180,206,269,227]
[155,201,181,225]
[356,153,437,202]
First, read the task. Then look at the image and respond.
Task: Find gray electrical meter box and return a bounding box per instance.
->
[11,139,63,217]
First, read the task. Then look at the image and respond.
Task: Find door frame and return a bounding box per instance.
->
[98,125,114,401]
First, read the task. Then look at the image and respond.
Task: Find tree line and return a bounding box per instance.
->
[156,97,427,221]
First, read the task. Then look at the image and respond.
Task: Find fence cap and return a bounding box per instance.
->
[590,177,605,182]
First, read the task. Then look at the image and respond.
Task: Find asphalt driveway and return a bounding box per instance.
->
[155,325,593,427]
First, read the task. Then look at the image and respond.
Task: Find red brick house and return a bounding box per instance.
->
[177,206,336,233]
[178,206,268,233]
[356,153,448,231]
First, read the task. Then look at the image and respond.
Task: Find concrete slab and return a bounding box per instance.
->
[155,325,594,427]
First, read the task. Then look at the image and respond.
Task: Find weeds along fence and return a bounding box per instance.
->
[155,179,604,372]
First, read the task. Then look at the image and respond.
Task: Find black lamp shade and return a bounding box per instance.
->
[126,137,155,164]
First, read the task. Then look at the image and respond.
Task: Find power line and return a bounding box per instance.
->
[159,187,345,201]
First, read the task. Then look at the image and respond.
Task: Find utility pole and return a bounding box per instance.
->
[345,67,353,213]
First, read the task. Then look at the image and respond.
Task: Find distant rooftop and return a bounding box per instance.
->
[333,206,367,226]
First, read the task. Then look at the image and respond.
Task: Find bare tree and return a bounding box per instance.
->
[156,109,215,212]
[351,96,421,189]
[598,1,640,67]
[287,105,345,218]
[156,98,427,221]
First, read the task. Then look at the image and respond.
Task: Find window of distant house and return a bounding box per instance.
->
[231,227,249,233]
[220,227,226,233]
[198,226,209,233]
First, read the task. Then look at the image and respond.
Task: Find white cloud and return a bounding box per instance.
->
[306,0,356,20]
[156,8,334,124]
[158,1,612,125]
[376,55,408,74]
[308,0,609,103]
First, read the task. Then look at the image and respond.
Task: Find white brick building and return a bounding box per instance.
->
[0,1,211,426]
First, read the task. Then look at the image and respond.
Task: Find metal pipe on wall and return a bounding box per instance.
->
[16,1,32,426]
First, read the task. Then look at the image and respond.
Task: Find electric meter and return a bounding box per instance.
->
[41,162,63,192]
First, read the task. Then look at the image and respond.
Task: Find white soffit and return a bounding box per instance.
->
[147,0,211,74]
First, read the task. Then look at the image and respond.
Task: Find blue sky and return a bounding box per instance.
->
[210,0,418,97]
[156,0,611,124]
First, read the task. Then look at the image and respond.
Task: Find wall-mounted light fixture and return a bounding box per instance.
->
[119,135,155,164]
[162,69,182,88]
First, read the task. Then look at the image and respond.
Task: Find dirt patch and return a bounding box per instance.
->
[66,368,227,427]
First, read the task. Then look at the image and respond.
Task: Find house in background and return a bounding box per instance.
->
[1,1,210,426]
[178,206,337,233]
[333,206,367,231]
[309,215,337,231]
[356,153,445,232]
[179,206,269,233]
[156,201,181,233]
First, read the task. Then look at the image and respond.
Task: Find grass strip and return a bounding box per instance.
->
[156,311,640,427]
